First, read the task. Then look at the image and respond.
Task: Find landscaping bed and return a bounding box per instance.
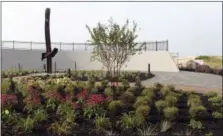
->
[1,74,222,136]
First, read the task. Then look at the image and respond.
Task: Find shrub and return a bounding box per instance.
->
[115,85,125,96]
[104,87,114,96]
[141,88,156,98]
[126,87,137,95]
[121,79,130,88]
[166,85,175,92]
[160,87,171,97]
[134,96,153,108]
[1,94,18,109]
[120,91,136,104]
[155,100,167,113]
[212,111,222,119]
[208,96,222,109]
[48,121,74,136]
[101,80,109,87]
[188,119,204,129]
[95,115,111,131]
[16,116,35,133]
[160,120,172,132]
[204,91,218,98]
[187,94,202,107]
[154,82,164,90]
[1,79,10,93]
[119,113,138,130]
[108,100,124,114]
[33,109,48,123]
[137,124,158,136]
[91,87,98,94]
[163,107,179,120]
[165,95,178,107]
[189,105,207,119]
[135,105,150,118]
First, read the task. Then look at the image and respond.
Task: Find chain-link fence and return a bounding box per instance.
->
[1,40,169,51]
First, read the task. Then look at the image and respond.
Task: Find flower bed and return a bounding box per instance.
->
[1,76,222,136]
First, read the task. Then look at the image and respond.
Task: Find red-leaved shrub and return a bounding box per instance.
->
[1,94,18,108]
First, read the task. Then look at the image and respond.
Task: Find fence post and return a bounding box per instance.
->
[148,63,150,74]
[166,40,168,51]
[30,41,32,50]
[60,42,62,51]
[155,41,158,51]
[18,63,21,72]
[54,62,57,73]
[72,42,74,51]
[13,40,15,49]
[75,61,77,71]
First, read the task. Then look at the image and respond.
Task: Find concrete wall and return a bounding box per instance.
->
[1,49,179,72]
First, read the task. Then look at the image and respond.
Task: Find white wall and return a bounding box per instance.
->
[1,49,179,72]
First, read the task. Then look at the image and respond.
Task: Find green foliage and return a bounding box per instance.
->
[16,116,35,133]
[135,105,150,118]
[212,111,222,119]
[91,87,98,94]
[173,129,195,136]
[126,87,137,95]
[208,96,222,103]
[187,94,202,107]
[83,106,104,119]
[135,75,142,88]
[165,95,178,107]
[166,85,175,92]
[160,120,172,132]
[137,124,158,136]
[134,96,153,108]
[1,79,10,93]
[95,115,111,131]
[155,100,167,113]
[189,105,207,119]
[108,100,124,114]
[204,91,218,98]
[104,87,114,96]
[141,88,156,98]
[121,91,136,104]
[33,109,48,123]
[163,107,179,120]
[48,121,74,136]
[154,82,164,90]
[188,119,204,129]
[86,18,145,76]
[205,132,214,136]
[101,80,109,87]
[119,113,139,130]
[121,79,130,88]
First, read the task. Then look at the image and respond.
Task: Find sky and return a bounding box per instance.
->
[2,1,222,57]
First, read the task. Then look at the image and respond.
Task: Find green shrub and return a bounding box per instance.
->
[165,95,178,107]
[48,121,74,136]
[134,96,153,108]
[1,79,10,93]
[121,79,130,88]
[126,87,137,95]
[160,120,172,132]
[91,87,98,94]
[166,85,175,92]
[154,82,164,90]
[119,113,138,130]
[189,105,207,119]
[33,109,48,123]
[160,87,171,97]
[141,88,156,98]
[188,119,204,129]
[121,91,136,104]
[135,105,150,118]
[101,80,109,87]
[212,111,222,119]
[108,100,124,114]
[204,91,218,98]
[163,107,179,120]
[208,96,222,109]
[95,115,111,131]
[16,116,35,133]
[137,123,158,136]
[155,100,167,113]
[187,94,202,107]
[104,87,114,96]
[115,85,125,96]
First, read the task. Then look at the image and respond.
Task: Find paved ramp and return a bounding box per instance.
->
[1,49,179,72]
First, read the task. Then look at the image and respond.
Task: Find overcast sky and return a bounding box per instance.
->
[2,2,222,57]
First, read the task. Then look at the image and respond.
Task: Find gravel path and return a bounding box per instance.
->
[141,71,222,89]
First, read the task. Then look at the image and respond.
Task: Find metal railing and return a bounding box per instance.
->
[1,40,169,51]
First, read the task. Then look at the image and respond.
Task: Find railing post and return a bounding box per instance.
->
[18,63,21,72]
[13,40,15,49]
[148,63,150,74]
[155,41,158,51]
[75,61,77,71]
[30,41,32,50]
[54,61,57,73]
[72,42,74,51]
[60,42,62,51]
[166,40,168,51]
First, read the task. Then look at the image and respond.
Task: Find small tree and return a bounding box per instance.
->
[86,18,146,77]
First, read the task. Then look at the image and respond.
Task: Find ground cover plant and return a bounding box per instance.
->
[1,74,222,136]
